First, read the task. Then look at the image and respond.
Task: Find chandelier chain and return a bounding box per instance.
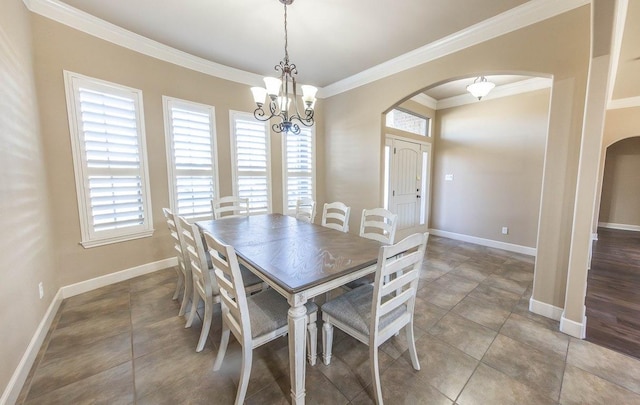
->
[283,4,289,63]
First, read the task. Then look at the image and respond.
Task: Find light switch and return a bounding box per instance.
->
[445,174,454,181]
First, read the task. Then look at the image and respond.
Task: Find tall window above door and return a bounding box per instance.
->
[385,108,430,137]
[283,126,314,214]
[163,97,218,220]
[230,111,271,214]
[64,71,153,248]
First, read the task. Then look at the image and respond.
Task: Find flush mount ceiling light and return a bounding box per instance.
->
[250,0,317,134]
[466,76,495,100]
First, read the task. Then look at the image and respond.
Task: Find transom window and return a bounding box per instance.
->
[385,108,430,136]
[163,97,218,220]
[64,71,153,247]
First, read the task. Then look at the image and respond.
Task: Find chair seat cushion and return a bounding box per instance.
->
[321,284,405,337]
[248,288,318,338]
[239,264,263,287]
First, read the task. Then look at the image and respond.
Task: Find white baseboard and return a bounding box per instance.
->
[1,257,177,404]
[429,229,536,256]
[598,222,640,232]
[1,290,63,405]
[560,312,586,339]
[61,257,177,298]
[529,298,563,321]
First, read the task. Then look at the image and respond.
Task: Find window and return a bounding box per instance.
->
[163,97,218,220]
[385,108,430,136]
[283,127,315,213]
[64,71,153,247]
[230,111,271,214]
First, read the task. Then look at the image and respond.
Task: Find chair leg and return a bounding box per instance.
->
[322,321,334,365]
[178,270,193,317]
[185,292,199,328]
[370,345,384,405]
[406,322,421,371]
[235,343,253,405]
[196,296,213,352]
[213,319,230,371]
[173,267,184,300]
[307,315,318,366]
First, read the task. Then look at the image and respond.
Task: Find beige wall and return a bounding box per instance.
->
[323,6,590,312]
[432,89,550,248]
[30,15,324,287]
[0,0,57,398]
[599,137,640,227]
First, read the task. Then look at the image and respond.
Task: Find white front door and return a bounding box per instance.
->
[387,138,430,237]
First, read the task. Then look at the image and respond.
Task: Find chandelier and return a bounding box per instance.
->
[250,0,317,134]
[467,76,495,100]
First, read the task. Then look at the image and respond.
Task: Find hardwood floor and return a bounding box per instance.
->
[586,227,640,359]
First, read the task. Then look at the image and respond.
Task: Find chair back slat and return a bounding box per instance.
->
[359,208,398,244]
[378,287,414,318]
[378,313,411,342]
[163,208,191,275]
[177,216,217,298]
[295,198,317,223]
[370,232,428,344]
[212,196,250,219]
[203,231,252,345]
[321,201,351,232]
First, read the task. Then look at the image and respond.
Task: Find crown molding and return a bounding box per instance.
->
[23,0,264,87]
[435,77,552,110]
[24,0,588,99]
[319,0,589,98]
[607,96,640,110]
[410,93,437,110]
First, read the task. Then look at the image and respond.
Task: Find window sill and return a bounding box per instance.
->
[80,229,155,248]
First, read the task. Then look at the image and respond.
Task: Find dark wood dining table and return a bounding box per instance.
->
[196,213,383,405]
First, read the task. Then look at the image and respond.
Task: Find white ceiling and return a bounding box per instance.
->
[56,0,532,88]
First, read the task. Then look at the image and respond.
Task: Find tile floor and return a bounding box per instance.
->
[17,236,640,404]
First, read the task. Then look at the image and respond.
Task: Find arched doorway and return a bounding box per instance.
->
[586,136,640,358]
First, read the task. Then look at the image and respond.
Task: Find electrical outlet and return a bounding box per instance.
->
[445,174,454,181]
[39,282,44,299]
[501,226,509,235]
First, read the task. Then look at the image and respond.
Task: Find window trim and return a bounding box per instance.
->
[229,110,272,214]
[282,126,316,215]
[162,96,219,221]
[64,70,154,248]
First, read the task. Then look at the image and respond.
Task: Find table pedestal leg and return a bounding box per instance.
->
[288,303,307,405]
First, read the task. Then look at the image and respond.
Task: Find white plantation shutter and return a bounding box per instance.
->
[164,97,218,220]
[231,112,270,214]
[284,127,314,212]
[64,71,153,247]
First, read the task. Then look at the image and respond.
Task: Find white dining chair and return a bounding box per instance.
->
[162,208,193,317]
[212,196,250,219]
[205,231,319,405]
[176,215,265,352]
[321,201,351,232]
[321,232,429,405]
[295,197,317,223]
[359,208,398,244]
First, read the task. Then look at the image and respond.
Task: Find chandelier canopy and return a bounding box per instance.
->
[250,0,317,134]
[466,76,495,100]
